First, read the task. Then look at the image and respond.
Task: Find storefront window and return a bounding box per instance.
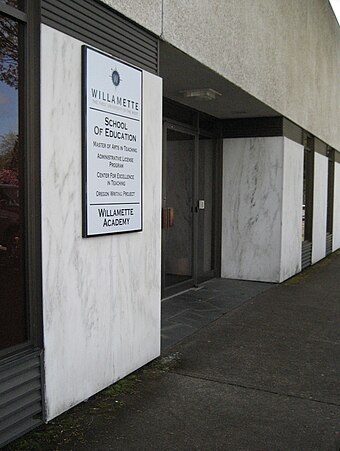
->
[0,13,27,351]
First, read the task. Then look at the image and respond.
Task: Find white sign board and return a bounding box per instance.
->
[82,46,142,236]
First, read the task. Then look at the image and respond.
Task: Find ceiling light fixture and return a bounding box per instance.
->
[180,88,222,101]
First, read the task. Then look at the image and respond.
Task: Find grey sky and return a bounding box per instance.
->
[329,0,340,24]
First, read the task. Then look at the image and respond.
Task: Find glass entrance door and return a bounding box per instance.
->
[162,120,219,298]
[162,126,196,297]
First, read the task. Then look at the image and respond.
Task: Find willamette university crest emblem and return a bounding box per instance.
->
[111,69,121,87]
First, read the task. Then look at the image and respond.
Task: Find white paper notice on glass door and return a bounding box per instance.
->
[82,46,142,236]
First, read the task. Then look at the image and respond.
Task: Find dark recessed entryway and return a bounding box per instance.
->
[161,102,221,298]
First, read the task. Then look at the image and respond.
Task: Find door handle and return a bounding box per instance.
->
[162,208,175,228]
[168,207,174,228]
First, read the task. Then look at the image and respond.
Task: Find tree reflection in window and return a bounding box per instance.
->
[0,11,27,351]
[0,13,19,184]
[0,10,18,88]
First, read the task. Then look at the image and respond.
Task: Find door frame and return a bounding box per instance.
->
[161,117,222,299]
[162,121,198,299]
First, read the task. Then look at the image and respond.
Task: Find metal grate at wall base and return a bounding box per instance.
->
[0,350,43,447]
[301,241,312,270]
[41,0,159,74]
[326,233,333,256]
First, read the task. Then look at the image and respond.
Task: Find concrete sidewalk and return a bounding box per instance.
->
[6,251,340,450]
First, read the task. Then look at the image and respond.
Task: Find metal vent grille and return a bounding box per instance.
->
[326,233,333,256]
[221,117,283,138]
[0,350,43,447]
[301,241,312,270]
[41,0,159,74]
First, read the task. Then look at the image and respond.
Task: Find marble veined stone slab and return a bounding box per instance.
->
[222,137,304,283]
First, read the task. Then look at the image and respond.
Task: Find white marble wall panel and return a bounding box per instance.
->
[221,137,283,282]
[333,162,340,251]
[280,138,304,281]
[312,153,328,263]
[41,25,162,420]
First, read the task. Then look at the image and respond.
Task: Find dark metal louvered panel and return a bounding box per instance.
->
[0,350,43,447]
[41,0,159,74]
[326,233,333,256]
[301,241,312,270]
[221,117,283,138]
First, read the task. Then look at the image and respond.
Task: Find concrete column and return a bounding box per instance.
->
[333,162,340,251]
[280,138,304,280]
[41,25,162,420]
[221,136,303,283]
[312,153,328,263]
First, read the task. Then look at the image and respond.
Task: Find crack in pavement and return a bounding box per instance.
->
[170,369,340,408]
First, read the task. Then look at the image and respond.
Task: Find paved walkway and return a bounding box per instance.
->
[6,251,340,450]
[162,278,274,350]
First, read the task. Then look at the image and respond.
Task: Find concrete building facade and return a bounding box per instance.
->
[0,0,339,445]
